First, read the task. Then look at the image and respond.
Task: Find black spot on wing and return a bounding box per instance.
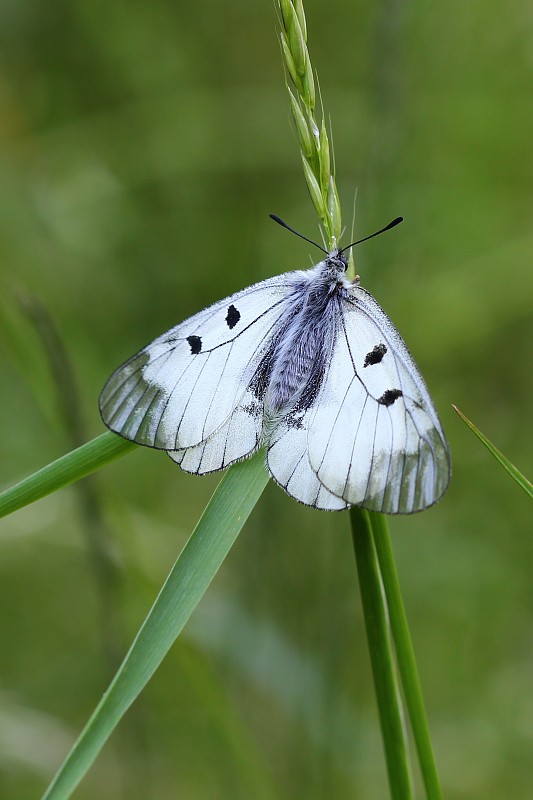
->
[225,304,241,329]
[377,388,403,407]
[364,343,387,367]
[186,335,202,354]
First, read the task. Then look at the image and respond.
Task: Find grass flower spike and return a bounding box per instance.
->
[278,0,342,248]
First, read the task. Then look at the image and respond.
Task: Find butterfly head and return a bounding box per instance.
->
[314,249,353,293]
[324,249,349,276]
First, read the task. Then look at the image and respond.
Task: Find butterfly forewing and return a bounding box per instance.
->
[307,287,450,513]
[99,276,293,450]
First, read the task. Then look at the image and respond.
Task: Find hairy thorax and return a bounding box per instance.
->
[264,273,345,418]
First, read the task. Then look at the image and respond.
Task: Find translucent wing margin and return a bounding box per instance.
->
[306,286,451,513]
[99,275,294,451]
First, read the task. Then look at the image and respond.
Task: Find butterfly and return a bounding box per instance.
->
[99,215,450,513]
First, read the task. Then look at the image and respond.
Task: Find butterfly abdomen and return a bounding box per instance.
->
[263,283,338,419]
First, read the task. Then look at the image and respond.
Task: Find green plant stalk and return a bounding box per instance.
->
[350,508,413,800]
[281,1,440,796]
[370,511,443,800]
[0,432,136,518]
[453,405,532,498]
[42,450,269,800]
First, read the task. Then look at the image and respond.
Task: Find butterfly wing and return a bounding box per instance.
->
[167,395,263,474]
[99,275,295,452]
[306,286,451,513]
[267,414,349,510]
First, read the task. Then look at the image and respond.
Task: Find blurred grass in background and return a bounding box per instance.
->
[0,1,531,798]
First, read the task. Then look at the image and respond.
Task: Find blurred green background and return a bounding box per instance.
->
[1,1,532,798]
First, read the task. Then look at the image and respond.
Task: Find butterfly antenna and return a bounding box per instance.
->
[339,216,403,254]
[269,214,328,254]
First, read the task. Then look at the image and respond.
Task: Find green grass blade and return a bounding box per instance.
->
[453,405,532,499]
[42,450,269,800]
[350,508,413,800]
[0,432,137,518]
[369,511,443,800]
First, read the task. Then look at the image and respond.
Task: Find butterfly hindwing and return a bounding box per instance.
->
[168,395,263,473]
[267,412,349,510]
[99,276,294,450]
[306,286,450,513]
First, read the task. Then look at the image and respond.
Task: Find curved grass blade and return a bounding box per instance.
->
[42,450,269,800]
[0,432,136,519]
[453,405,532,499]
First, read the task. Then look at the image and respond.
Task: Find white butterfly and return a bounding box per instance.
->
[99,216,450,513]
